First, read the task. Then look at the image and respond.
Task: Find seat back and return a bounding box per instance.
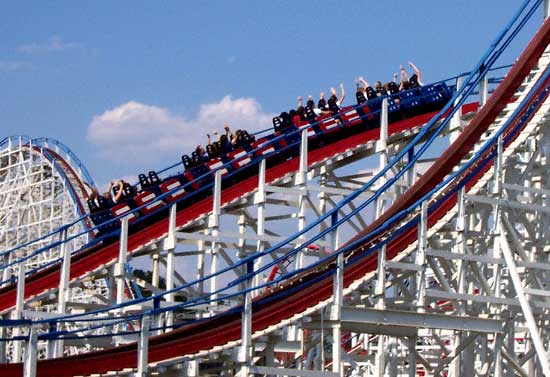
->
[149,171,161,185]
[139,173,150,190]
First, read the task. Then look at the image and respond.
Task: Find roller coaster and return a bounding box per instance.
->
[2,1,550,376]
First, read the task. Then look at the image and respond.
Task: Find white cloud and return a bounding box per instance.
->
[87,96,274,166]
[226,56,236,64]
[0,60,31,72]
[17,36,81,55]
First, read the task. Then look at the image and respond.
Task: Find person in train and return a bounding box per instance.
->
[326,83,346,115]
[374,81,387,97]
[84,180,125,209]
[296,96,307,122]
[317,91,328,112]
[195,145,209,162]
[358,77,378,100]
[206,133,222,158]
[400,61,423,90]
[355,82,367,104]
[385,73,400,95]
[219,124,233,153]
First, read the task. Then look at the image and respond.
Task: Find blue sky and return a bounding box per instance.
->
[0,1,542,186]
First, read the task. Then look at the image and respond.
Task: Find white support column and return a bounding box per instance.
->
[209,170,223,308]
[237,214,246,258]
[23,326,38,377]
[151,253,160,288]
[116,216,129,306]
[114,216,129,342]
[375,245,386,377]
[196,231,206,299]
[295,129,308,270]
[55,228,69,357]
[489,137,505,375]
[545,0,550,20]
[164,204,176,328]
[13,260,26,362]
[450,188,466,377]
[492,135,503,196]
[151,252,162,335]
[238,261,253,377]
[0,316,5,363]
[375,245,386,310]
[407,148,416,188]
[499,219,550,377]
[377,98,389,163]
[450,76,464,143]
[416,201,428,312]
[479,74,489,107]
[183,360,199,376]
[407,337,416,377]
[330,213,343,376]
[318,164,328,237]
[375,98,389,217]
[253,159,266,292]
[136,315,151,377]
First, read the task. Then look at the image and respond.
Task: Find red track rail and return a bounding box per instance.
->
[2,17,549,375]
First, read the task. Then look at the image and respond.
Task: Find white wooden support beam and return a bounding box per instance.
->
[416,201,428,312]
[136,315,151,377]
[377,98,388,154]
[295,129,308,186]
[114,216,129,341]
[375,99,389,219]
[238,261,253,377]
[407,147,415,187]
[23,326,38,377]
[0,316,5,363]
[407,336,417,377]
[295,129,308,270]
[450,188,466,377]
[375,245,386,310]
[151,253,160,288]
[253,159,266,292]
[479,74,489,107]
[116,216,129,306]
[450,76,464,143]
[164,204,176,328]
[54,227,70,358]
[209,170,223,306]
[499,218,550,377]
[182,360,199,376]
[374,243,387,377]
[491,135,503,195]
[13,260,26,362]
[329,213,343,376]
[209,169,222,228]
[318,165,328,236]
[196,230,206,297]
[249,366,338,377]
[57,227,70,314]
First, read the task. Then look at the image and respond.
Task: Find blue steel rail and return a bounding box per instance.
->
[0,0,548,375]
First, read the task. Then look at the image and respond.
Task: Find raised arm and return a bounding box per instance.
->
[83,181,99,199]
[399,65,409,90]
[358,76,370,89]
[338,83,345,104]
[113,180,124,203]
[297,96,303,108]
[409,61,422,82]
